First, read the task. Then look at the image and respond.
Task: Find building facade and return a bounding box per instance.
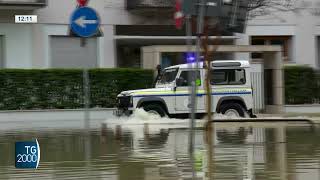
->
[0,0,319,69]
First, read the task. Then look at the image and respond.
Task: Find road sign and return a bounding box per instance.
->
[70,7,100,38]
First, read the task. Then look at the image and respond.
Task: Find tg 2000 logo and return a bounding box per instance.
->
[15,139,40,169]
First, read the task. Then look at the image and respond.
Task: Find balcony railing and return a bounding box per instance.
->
[0,0,47,9]
[127,0,174,13]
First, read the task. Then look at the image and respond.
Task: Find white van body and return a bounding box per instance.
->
[115,60,255,118]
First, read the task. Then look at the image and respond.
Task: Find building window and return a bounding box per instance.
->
[250,36,291,62]
[161,52,185,69]
[117,46,141,68]
[251,39,264,59]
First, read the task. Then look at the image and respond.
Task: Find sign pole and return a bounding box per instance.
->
[187,1,206,179]
[193,0,206,126]
[83,68,92,177]
[194,0,206,89]
[83,68,90,129]
[186,14,197,179]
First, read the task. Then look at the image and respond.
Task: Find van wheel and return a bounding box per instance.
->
[220,103,245,118]
[143,104,167,117]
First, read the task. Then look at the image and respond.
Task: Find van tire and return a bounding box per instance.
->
[143,104,167,117]
[220,103,245,118]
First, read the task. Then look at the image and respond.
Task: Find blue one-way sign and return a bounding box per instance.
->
[70,7,100,38]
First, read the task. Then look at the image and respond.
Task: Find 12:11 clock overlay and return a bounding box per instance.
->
[15,15,38,23]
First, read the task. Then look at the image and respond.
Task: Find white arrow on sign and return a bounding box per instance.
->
[74,16,97,28]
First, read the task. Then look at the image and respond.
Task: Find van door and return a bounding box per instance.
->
[210,68,249,112]
[175,69,205,112]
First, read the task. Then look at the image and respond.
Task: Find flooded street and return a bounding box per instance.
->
[0,111,320,180]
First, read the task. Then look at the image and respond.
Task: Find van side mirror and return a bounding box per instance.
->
[176,77,185,87]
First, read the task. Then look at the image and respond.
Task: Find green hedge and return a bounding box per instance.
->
[0,69,154,110]
[1,66,319,110]
[285,66,319,104]
[89,69,154,108]
[316,72,320,101]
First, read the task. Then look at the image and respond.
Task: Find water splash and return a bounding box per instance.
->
[105,108,245,127]
[105,108,189,126]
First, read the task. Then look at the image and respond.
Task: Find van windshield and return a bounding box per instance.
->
[158,68,179,84]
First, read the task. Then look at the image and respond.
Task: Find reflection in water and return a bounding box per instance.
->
[0,120,320,180]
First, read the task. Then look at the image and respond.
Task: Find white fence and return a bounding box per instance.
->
[251,72,265,113]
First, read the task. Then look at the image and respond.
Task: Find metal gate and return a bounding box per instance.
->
[251,72,265,113]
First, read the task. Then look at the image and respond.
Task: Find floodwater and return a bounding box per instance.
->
[1,110,320,180]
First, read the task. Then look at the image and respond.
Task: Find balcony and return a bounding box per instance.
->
[127,0,174,15]
[0,0,47,10]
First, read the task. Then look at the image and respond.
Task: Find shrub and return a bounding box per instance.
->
[316,72,320,103]
[284,66,318,104]
[0,69,154,110]
[89,68,154,108]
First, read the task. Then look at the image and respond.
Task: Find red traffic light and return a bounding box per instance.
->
[174,0,184,29]
[77,0,88,7]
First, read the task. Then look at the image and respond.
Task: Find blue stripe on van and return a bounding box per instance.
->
[133,92,252,98]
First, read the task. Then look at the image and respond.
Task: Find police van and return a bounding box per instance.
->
[114,60,255,118]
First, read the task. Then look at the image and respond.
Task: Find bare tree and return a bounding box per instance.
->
[248,0,297,18]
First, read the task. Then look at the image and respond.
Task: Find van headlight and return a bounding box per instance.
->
[117,95,133,108]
